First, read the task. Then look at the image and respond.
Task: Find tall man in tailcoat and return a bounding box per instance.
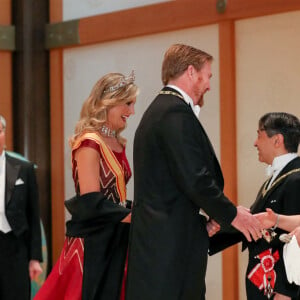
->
[0,115,42,299]
[125,44,263,300]
[210,112,300,299]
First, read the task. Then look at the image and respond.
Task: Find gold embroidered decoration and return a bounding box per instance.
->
[159,90,184,100]
[261,168,300,198]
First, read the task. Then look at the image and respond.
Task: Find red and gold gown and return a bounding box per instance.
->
[34,132,131,300]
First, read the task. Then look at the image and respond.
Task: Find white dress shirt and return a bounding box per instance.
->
[0,151,12,233]
[267,153,298,187]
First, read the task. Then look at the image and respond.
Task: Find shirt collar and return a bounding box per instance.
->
[0,151,5,162]
[266,153,298,176]
[0,151,5,169]
[167,85,201,118]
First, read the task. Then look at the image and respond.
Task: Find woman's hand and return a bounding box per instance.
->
[254,208,277,229]
[206,219,220,237]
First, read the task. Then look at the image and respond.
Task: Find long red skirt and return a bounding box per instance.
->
[34,237,127,300]
[34,237,84,300]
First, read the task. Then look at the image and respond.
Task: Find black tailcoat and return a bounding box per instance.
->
[210,156,300,299]
[126,88,237,300]
[5,154,42,249]
[0,153,42,299]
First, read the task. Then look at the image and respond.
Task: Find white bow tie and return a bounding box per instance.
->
[266,165,278,177]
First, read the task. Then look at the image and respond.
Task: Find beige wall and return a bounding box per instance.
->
[236,10,300,300]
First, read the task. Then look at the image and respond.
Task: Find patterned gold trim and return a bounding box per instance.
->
[262,168,300,198]
[72,132,126,202]
[159,90,184,100]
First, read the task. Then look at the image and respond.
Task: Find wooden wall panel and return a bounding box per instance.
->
[219,21,238,300]
[49,0,65,263]
[0,0,12,150]
[229,0,300,19]
[0,0,11,22]
[0,53,13,150]
[67,0,300,48]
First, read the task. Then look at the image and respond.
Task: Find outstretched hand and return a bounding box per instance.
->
[254,208,277,229]
[231,206,263,242]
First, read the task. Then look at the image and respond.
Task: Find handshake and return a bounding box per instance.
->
[206,206,280,242]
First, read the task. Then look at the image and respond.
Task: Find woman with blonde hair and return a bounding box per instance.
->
[35,71,138,300]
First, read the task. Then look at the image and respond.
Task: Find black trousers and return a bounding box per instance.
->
[0,231,30,300]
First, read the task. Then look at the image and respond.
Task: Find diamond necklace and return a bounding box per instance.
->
[99,125,117,138]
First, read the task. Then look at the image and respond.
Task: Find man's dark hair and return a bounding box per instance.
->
[259,112,300,152]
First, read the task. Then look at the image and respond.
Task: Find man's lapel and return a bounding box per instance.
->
[162,86,223,183]
[5,155,20,205]
[250,179,270,213]
[251,157,300,213]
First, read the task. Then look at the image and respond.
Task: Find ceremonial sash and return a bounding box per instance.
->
[72,132,126,203]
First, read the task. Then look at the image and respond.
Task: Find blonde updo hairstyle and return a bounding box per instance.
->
[69,72,138,148]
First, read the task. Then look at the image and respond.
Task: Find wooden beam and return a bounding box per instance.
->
[50,0,65,264]
[219,20,239,300]
[0,0,11,23]
[78,0,218,46]
[0,52,12,150]
[0,0,12,150]
[49,0,63,22]
[12,0,51,271]
[55,0,300,48]
[229,0,300,20]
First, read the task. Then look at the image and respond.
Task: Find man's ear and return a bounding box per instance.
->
[187,65,194,78]
[274,133,284,148]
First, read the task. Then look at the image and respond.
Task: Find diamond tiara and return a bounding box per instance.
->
[104,70,135,94]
